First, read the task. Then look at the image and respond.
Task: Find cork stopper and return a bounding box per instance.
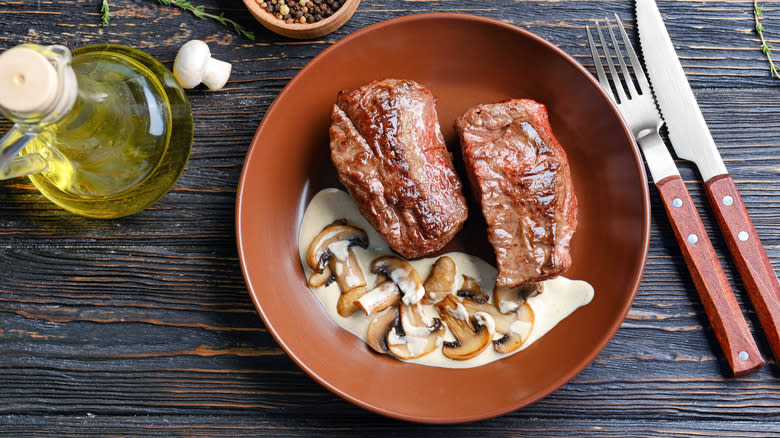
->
[0,46,59,115]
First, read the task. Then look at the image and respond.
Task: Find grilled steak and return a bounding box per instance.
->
[455,99,577,287]
[329,79,468,259]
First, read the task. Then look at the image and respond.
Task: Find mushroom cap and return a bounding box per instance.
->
[456,274,489,303]
[173,40,211,89]
[422,256,456,303]
[435,295,490,360]
[461,297,534,354]
[386,303,443,360]
[366,305,399,354]
[371,256,425,305]
[306,222,368,272]
[494,282,542,314]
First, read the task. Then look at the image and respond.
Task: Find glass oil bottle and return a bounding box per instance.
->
[0,44,192,218]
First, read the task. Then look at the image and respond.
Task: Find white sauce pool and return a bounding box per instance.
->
[298,188,594,369]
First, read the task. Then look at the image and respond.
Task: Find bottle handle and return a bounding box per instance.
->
[0,124,48,179]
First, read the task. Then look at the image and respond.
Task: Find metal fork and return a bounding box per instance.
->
[586,16,677,184]
[585,16,764,376]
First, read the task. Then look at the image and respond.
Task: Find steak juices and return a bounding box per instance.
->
[299,79,587,366]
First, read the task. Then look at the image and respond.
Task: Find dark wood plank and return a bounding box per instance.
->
[1,0,780,434]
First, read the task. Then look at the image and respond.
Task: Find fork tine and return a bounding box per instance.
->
[595,20,627,104]
[586,25,614,101]
[605,18,638,99]
[615,14,651,95]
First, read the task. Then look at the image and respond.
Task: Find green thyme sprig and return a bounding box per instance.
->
[99,0,254,41]
[101,0,112,25]
[754,1,780,79]
[156,0,254,40]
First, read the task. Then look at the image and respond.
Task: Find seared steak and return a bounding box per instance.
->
[455,99,577,287]
[329,79,468,259]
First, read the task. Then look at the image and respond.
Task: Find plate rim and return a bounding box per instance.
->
[236,12,651,424]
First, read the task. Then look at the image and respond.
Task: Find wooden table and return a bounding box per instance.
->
[1,0,779,435]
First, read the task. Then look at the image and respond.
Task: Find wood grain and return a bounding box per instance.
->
[1,0,780,435]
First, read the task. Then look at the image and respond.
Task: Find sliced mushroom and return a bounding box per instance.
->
[494,282,543,314]
[330,250,366,293]
[386,303,444,359]
[371,256,425,305]
[456,275,489,303]
[305,221,368,273]
[366,305,399,354]
[435,295,490,360]
[422,256,456,304]
[462,297,534,353]
[337,285,368,317]
[357,280,401,315]
[307,266,333,288]
[306,222,370,317]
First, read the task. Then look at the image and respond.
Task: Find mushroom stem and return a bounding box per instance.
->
[357,280,401,315]
[337,285,367,317]
[331,250,367,317]
[330,249,366,293]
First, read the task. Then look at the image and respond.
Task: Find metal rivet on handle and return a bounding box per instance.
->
[688,234,698,244]
[739,351,749,361]
[723,196,734,206]
[738,231,749,241]
[672,198,682,208]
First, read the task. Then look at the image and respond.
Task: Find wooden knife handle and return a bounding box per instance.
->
[656,175,764,376]
[704,174,780,363]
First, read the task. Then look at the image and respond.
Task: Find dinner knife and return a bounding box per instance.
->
[636,0,780,364]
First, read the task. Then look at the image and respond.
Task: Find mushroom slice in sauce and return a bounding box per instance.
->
[494,283,543,314]
[456,275,489,303]
[366,305,399,354]
[386,303,444,360]
[371,256,425,305]
[422,256,456,304]
[306,222,370,317]
[305,221,368,273]
[357,280,401,315]
[307,266,333,288]
[461,297,535,353]
[435,295,490,360]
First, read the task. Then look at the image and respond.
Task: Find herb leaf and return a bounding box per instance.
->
[98,0,255,41]
[101,0,112,25]
[754,1,780,79]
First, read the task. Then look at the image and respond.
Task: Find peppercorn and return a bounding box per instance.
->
[264,0,342,23]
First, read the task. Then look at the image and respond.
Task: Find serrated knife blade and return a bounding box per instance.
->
[635,0,727,181]
[636,0,780,365]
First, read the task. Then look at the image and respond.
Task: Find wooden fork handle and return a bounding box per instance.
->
[704,174,780,363]
[656,175,764,376]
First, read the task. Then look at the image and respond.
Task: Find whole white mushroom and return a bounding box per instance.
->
[173,40,232,91]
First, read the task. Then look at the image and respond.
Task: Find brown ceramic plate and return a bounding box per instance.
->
[236,13,650,423]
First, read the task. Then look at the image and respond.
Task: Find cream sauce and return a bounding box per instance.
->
[298,188,594,369]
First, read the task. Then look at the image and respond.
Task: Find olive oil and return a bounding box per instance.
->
[0,44,192,218]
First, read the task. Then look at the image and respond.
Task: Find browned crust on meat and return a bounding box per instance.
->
[329,79,468,259]
[455,98,577,287]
